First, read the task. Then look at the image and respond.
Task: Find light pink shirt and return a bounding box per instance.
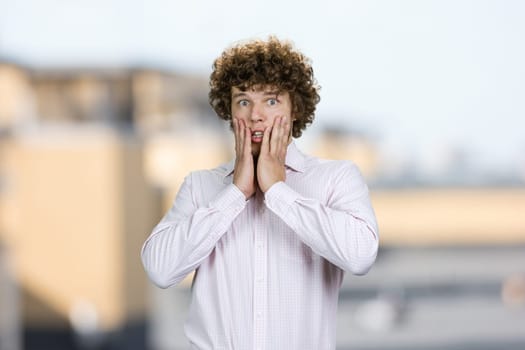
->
[141,142,379,350]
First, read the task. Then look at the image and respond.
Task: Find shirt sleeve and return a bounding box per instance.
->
[141,172,247,288]
[264,162,379,275]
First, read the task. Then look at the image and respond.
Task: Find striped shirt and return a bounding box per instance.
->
[141,141,379,350]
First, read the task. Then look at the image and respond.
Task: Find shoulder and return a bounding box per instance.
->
[303,154,367,194]
[303,153,360,177]
[181,160,234,204]
[185,160,233,184]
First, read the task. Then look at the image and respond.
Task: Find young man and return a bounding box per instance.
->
[141,37,379,349]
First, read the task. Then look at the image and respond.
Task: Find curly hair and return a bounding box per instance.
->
[209,36,321,138]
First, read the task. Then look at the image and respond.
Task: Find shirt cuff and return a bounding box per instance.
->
[209,184,247,218]
[264,181,300,216]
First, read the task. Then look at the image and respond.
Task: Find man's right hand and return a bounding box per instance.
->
[233,118,255,199]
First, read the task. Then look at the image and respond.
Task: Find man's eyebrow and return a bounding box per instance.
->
[232,90,281,99]
[232,92,248,99]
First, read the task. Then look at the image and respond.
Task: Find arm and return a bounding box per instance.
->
[264,162,379,275]
[142,117,254,289]
[141,173,246,288]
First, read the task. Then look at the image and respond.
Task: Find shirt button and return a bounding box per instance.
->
[257,312,262,318]
[257,276,264,282]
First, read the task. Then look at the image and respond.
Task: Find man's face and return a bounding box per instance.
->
[231,85,293,156]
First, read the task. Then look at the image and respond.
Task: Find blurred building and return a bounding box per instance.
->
[1,59,525,350]
[309,124,525,245]
[0,61,228,350]
[312,125,379,179]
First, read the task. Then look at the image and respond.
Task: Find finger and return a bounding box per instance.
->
[280,118,290,161]
[261,124,271,156]
[238,119,245,155]
[277,116,287,148]
[270,116,282,156]
[233,118,240,154]
[243,121,252,157]
[277,117,286,156]
[282,118,291,147]
[275,117,289,162]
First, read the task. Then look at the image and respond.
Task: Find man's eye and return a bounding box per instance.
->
[268,98,278,106]
[239,100,249,106]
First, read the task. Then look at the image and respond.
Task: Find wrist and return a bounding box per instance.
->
[261,180,281,193]
[233,183,253,200]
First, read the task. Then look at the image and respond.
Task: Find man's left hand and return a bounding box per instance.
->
[257,116,291,192]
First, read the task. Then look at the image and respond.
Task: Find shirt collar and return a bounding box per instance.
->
[223,140,306,178]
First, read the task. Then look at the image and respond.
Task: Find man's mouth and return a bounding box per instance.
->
[251,131,264,143]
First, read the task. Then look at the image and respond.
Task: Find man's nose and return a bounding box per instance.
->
[250,104,264,123]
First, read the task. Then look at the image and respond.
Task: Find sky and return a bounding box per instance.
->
[1,0,524,178]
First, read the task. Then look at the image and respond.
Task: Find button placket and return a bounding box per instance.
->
[252,194,267,350]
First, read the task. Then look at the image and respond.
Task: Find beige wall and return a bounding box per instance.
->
[0,127,159,330]
[372,188,525,245]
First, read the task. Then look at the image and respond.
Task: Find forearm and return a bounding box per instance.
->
[141,183,246,288]
[265,181,378,274]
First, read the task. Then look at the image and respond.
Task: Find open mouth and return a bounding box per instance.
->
[251,131,264,142]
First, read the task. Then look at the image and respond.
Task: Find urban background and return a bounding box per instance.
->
[1,1,525,350]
